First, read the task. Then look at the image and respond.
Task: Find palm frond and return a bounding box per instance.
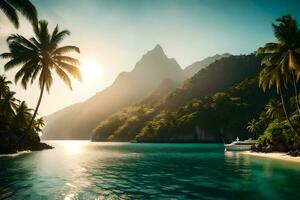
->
[4,57,29,71]
[0,0,19,27]
[52,46,80,54]
[0,53,13,59]
[6,0,37,25]
[7,34,39,51]
[56,61,82,81]
[51,29,70,45]
[39,67,52,92]
[53,56,80,65]
[54,65,72,90]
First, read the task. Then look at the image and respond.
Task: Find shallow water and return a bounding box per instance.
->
[0,141,300,200]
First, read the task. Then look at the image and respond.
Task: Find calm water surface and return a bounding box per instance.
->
[0,141,300,200]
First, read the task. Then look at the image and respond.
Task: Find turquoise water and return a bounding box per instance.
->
[0,141,300,200]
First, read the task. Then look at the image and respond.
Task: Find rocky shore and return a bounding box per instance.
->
[0,130,53,154]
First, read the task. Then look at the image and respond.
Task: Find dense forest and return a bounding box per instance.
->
[92,54,276,142]
[93,14,300,153]
[0,75,52,153]
[42,46,229,140]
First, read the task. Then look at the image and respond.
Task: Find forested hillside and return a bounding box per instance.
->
[42,45,185,139]
[92,54,273,142]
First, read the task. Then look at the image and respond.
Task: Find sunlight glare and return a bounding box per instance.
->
[63,141,85,154]
[80,60,102,83]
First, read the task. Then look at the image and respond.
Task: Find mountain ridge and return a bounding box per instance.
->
[91,53,263,142]
[42,45,185,139]
[183,53,231,77]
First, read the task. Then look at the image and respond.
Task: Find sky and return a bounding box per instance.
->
[0,0,300,116]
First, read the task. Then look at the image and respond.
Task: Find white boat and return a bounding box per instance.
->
[224,137,257,151]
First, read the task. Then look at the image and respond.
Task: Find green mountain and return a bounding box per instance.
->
[183,53,231,78]
[91,79,177,142]
[42,45,186,139]
[43,45,226,140]
[92,54,275,142]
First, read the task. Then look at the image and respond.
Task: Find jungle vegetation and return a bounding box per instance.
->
[0,0,81,153]
[93,15,300,153]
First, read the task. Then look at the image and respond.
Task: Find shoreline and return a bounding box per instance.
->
[242,151,300,163]
[0,150,32,157]
[0,142,54,155]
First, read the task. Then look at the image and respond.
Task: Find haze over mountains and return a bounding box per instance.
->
[42,45,229,140]
[184,53,231,77]
[91,54,263,142]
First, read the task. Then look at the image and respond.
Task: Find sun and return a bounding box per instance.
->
[80,60,101,83]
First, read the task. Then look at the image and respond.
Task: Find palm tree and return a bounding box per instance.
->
[33,117,45,133]
[0,20,82,131]
[0,91,18,117]
[0,90,17,129]
[257,14,300,114]
[258,63,299,134]
[258,111,270,129]
[247,119,260,139]
[13,101,33,131]
[0,0,37,28]
[265,99,284,120]
[0,75,12,98]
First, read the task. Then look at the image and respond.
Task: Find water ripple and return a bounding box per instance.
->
[0,141,300,199]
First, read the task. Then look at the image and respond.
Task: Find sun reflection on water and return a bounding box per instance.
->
[62,140,86,154]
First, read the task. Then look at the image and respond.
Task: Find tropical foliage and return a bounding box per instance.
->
[252,15,300,152]
[92,55,276,142]
[1,20,82,130]
[0,74,41,144]
[0,0,37,28]
[93,15,300,152]
[0,0,78,152]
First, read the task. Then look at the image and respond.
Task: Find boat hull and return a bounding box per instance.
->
[225,144,252,151]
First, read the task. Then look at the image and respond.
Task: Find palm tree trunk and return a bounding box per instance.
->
[291,70,300,114]
[27,81,45,131]
[279,87,299,135]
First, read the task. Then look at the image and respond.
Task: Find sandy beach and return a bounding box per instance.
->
[242,151,300,163]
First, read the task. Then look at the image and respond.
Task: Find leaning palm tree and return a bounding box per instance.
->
[247,119,260,139]
[257,14,300,114]
[0,74,12,98]
[0,20,82,131]
[258,63,299,134]
[0,0,37,28]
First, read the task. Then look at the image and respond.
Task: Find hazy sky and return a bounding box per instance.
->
[0,0,299,116]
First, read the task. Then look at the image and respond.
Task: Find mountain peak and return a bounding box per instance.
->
[146,44,166,57]
[153,44,163,51]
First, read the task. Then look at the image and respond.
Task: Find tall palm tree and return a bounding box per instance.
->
[0,74,12,98]
[0,20,82,131]
[257,14,300,114]
[0,0,37,28]
[247,119,260,139]
[265,99,284,120]
[258,63,299,134]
